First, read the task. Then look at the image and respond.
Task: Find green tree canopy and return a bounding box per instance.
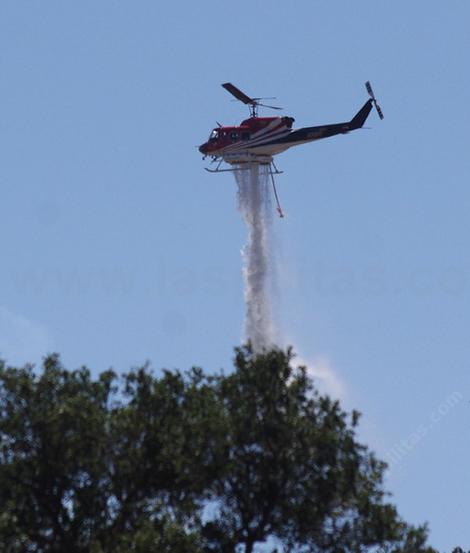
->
[0,347,443,552]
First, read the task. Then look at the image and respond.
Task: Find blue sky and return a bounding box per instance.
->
[1,1,469,550]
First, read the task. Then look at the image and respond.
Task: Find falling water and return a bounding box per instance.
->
[234,164,277,353]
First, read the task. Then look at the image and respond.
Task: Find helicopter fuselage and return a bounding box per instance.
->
[199,99,374,165]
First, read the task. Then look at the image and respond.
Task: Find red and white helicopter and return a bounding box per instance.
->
[199,81,383,216]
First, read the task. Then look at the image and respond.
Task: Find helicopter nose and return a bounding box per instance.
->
[198,143,207,154]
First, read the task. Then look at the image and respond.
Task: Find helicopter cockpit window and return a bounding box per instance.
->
[209,130,219,141]
[230,132,239,141]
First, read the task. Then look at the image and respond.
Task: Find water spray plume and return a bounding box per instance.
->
[235,164,277,353]
[234,166,346,401]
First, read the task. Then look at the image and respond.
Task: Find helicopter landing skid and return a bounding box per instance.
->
[204,159,285,218]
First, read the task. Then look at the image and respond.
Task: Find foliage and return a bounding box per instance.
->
[201,345,437,553]
[0,347,442,552]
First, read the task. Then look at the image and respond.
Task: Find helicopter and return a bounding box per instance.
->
[198,81,383,216]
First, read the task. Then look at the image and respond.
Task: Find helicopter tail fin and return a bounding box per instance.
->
[349,99,373,130]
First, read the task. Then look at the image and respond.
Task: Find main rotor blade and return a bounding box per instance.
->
[258,103,283,110]
[222,82,255,105]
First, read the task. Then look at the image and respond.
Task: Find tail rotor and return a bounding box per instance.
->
[365,81,384,120]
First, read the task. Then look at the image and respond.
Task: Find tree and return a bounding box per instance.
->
[103,364,224,552]
[0,354,115,552]
[201,345,437,553]
[0,347,442,552]
[0,356,212,552]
